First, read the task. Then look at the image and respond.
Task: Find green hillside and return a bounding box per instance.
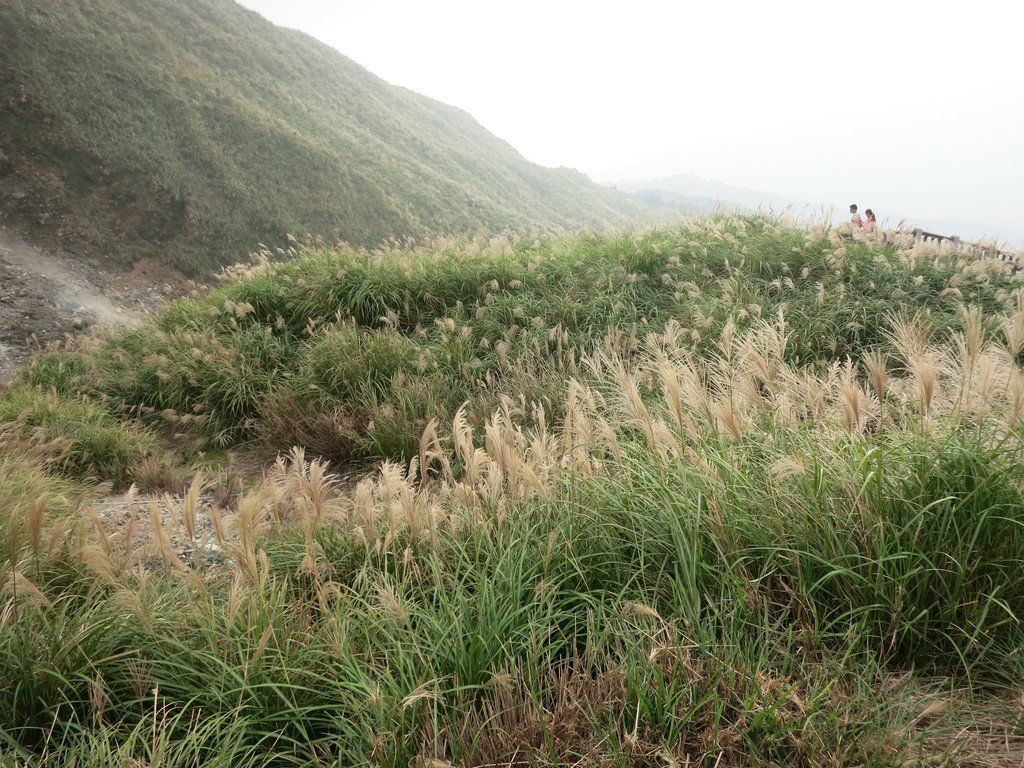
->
[0,0,660,274]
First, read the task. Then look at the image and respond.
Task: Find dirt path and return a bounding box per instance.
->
[0,229,142,326]
[0,228,195,380]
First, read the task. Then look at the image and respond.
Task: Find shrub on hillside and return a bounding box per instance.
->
[0,388,157,486]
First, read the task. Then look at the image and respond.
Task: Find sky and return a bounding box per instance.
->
[238,0,1024,240]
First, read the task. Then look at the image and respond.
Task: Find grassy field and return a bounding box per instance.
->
[0,0,662,274]
[3,215,1024,766]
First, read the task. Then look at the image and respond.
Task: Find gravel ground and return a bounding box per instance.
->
[0,227,198,380]
[93,492,239,572]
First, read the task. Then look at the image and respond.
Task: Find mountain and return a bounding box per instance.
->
[0,0,661,275]
[627,189,743,216]
[616,173,800,213]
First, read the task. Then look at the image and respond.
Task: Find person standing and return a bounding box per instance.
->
[850,204,863,227]
[863,209,877,231]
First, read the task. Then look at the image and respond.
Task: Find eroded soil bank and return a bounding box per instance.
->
[0,228,198,378]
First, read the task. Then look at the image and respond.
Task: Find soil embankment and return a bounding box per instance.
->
[0,229,195,379]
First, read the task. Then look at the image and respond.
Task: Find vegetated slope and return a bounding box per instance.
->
[6,216,1024,766]
[0,0,660,275]
[19,214,1023,468]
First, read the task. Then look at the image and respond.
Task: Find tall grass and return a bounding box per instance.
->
[2,436,1020,764]
[21,215,1021,466]
[0,388,158,486]
[4,216,1024,765]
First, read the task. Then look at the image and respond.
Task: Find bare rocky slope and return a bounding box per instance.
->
[0,228,193,379]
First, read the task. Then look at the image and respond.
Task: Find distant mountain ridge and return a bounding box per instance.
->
[617,173,800,213]
[0,0,662,275]
[627,189,744,215]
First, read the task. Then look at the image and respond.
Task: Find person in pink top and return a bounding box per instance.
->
[864,209,877,231]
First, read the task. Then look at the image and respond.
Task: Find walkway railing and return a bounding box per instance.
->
[912,228,1020,263]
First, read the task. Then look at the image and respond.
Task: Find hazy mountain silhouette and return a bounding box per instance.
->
[616,173,800,213]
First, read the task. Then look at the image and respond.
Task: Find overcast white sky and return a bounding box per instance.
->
[239,0,1024,239]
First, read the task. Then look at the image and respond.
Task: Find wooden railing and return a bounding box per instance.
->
[912,228,1020,263]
